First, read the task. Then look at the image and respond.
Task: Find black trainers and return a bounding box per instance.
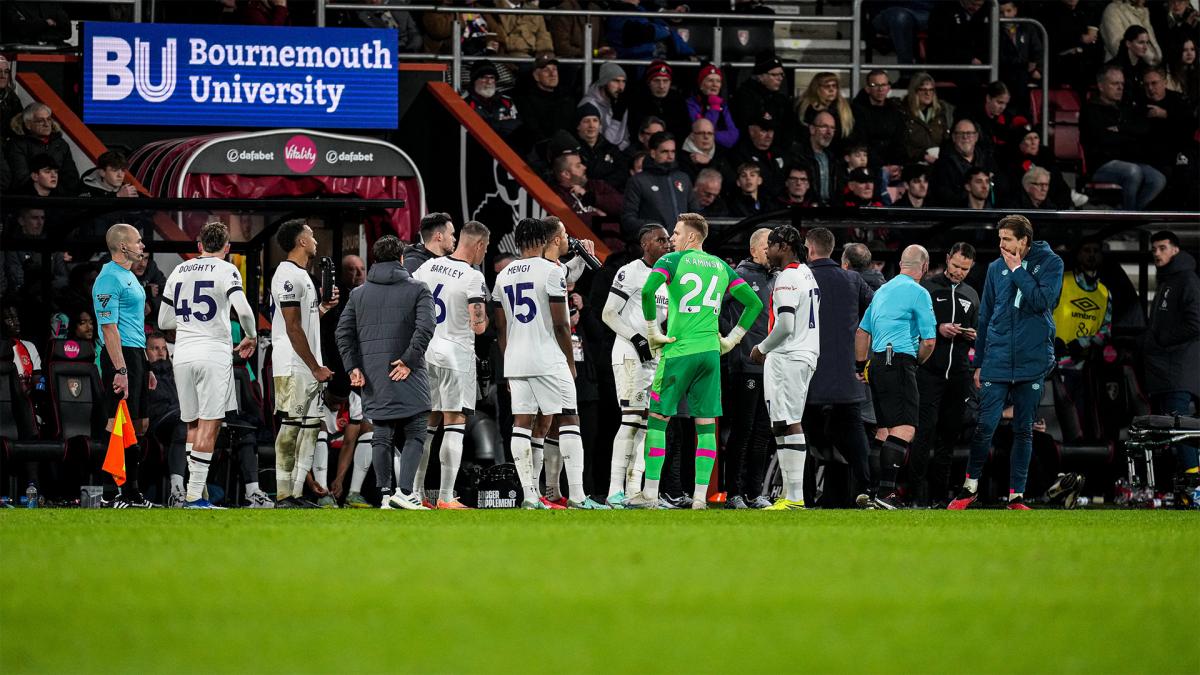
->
[1046,473,1085,509]
[873,492,903,510]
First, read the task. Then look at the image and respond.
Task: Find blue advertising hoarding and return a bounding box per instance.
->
[83,22,398,129]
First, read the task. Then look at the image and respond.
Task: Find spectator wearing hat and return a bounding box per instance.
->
[580,61,631,150]
[621,131,699,240]
[463,59,521,140]
[841,167,884,208]
[693,168,730,218]
[514,53,577,147]
[678,117,733,183]
[789,111,841,206]
[6,102,80,195]
[776,164,816,208]
[929,118,1000,207]
[893,164,930,208]
[727,114,785,198]
[629,59,691,143]
[604,0,696,60]
[1081,63,1165,210]
[550,150,623,233]
[732,52,797,149]
[574,103,629,191]
[729,162,767,217]
[686,63,739,149]
[850,69,906,173]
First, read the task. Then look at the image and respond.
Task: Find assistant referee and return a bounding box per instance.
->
[93,223,155,508]
[855,245,937,510]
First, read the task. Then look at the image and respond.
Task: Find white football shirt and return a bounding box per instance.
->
[414,256,488,372]
[608,258,669,365]
[492,256,569,377]
[162,257,243,365]
[270,260,322,375]
[769,263,822,364]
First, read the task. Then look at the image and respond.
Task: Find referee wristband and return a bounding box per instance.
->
[855,360,867,374]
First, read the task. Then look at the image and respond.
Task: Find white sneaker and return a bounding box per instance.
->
[246,491,275,509]
[168,487,186,509]
[1070,189,1089,208]
[387,491,430,510]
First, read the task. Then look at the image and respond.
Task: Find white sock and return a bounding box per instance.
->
[414,427,436,495]
[1009,491,1023,501]
[559,426,585,503]
[439,424,466,502]
[291,425,318,498]
[626,425,647,495]
[511,427,537,501]
[610,416,639,496]
[245,481,260,497]
[350,433,372,494]
[531,438,545,494]
[778,433,807,502]
[643,478,660,501]
[692,482,708,503]
[543,438,563,501]
[186,451,212,502]
[965,477,979,493]
[170,473,184,492]
[313,431,329,490]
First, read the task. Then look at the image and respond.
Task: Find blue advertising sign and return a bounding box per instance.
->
[83,22,398,129]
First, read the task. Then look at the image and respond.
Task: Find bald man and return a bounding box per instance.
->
[341,254,365,289]
[855,244,937,509]
[93,223,156,507]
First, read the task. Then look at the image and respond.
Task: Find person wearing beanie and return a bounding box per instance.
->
[629,58,692,142]
[603,0,696,60]
[732,52,797,148]
[463,58,521,140]
[575,101,630,190]
[514,52,577,147]
[579,61,631,150]
[686,63,739,149]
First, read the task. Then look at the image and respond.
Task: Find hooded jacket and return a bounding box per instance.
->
[580,82,631,150]
[720,258,773,374]
[336,261,435,420]
[974,241,1064,383]
[402,242,436,274]
[1144,251,1200,399]
[807,257,874,404]
[920,271,981,378]
[620,160,700,240]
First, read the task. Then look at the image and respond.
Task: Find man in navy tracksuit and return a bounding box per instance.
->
[950,215,1063,510]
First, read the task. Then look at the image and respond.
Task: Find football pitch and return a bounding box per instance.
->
[1,510,1195,674]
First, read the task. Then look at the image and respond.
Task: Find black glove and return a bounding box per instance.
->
[631,334,654,364]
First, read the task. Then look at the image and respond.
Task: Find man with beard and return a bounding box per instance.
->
[790,111,839,206]
[629,60,691,143]
[579,62,630,150]
[621,132,700,241]
[550,151,623,232]
[462,59,521,141]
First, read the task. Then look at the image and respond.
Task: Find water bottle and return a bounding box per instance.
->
[24,483,38,509]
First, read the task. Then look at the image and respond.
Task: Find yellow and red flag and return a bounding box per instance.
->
[101,400,137,486]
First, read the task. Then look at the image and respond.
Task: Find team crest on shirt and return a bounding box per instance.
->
[675,181,684,193]
[738,30,750,46]
[96,294,112,308]
[68,378,81,398]
[747,379,756,390]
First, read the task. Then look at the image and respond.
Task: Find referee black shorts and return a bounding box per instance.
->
[100,346,150,421]
[869,351,919,429]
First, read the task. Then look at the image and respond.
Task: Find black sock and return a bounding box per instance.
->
[879,436,909,494]
[869,437,883,492]
[121,444,143,497]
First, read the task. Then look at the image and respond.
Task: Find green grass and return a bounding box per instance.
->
[1,510,1196,674]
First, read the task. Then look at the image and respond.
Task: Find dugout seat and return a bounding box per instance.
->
[46,339,105,462]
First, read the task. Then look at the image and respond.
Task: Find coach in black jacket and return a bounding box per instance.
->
[719,228,775,507]
[801,227,875,504]
[909,243,980,506]
[337,236,435,507]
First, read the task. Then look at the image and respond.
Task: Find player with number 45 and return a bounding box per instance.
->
[623,214,763,510]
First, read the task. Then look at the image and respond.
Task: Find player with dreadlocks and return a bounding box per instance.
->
[749,225,821,510]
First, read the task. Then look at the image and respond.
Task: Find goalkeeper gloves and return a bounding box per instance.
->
[645,321,675,349]
[630,334,654,363]
[718,326,747,355]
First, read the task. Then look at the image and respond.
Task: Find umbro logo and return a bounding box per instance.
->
[1070,297,1100,312]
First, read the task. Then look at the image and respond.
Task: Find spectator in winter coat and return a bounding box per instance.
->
[550,151,623,232]
[1000,126,1073,209]
[628,60,692,143]
[901,72,952,164]
[514,53,577,147]
[1108,24,1156,104]
[956,81,1025,158]
[80,151,138,199]
[929,119,999,207]
[693,168,729,218]
[727,115,784,198]
[621,132,699,239]
[789,111,841,206]
[23,154,63,197]
[1151,0,1200,55]
[729,163,767,218]
[1,1,70,44]
[1080,64,1165,210]
[579,62,631,150]
[6,102,80,194]
[796,72,855,152]
[1101,0,1163,64]
[1005,166,1062,209]
[998,0,1044,112]
[575,103,629,190]
[1143,230,1200,476]
[732,53,796,149]
[850,70,906,172]
[839,167,884,208]
[352,0,423,52]
[776,164,816,208]
[1141,66,1197,180]
[604,0,695,60]
[463,60,522,141]
[489,0,554,57]
[892,163,930,208]
[927,0,993,90]
[1044,0,1106,92]
[547,0,606,59]
[678,117,732,183]
[0,56,21,143]
[686,63,739,149]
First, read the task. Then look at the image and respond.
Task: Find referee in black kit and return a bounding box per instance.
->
[855,245,938,509]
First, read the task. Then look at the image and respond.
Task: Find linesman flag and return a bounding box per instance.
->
[102,399,137,486]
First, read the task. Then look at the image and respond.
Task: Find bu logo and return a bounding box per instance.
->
[92,36,177,103]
